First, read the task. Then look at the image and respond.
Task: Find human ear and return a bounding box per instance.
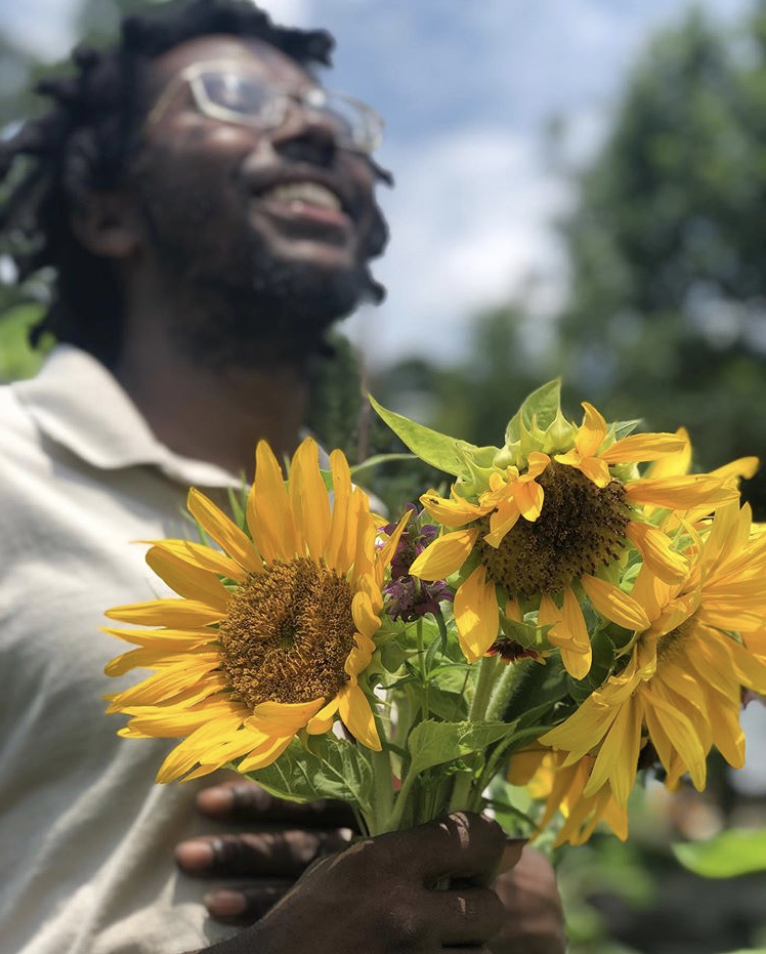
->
[70,191,142,259]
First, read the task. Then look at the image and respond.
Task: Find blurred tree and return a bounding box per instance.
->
[0,0,159,382]
[557,4,766,516]
[374,301,553,445]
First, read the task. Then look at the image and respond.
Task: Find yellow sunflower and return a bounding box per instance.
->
[410,401,737,676]
[104,438,408,783]
[642,425,759,524]
[509,747,628,847]
[539,501,766,806]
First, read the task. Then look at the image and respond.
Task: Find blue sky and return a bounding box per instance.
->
[0,0,754,366]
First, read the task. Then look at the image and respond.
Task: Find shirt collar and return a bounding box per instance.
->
[14,344,242,489]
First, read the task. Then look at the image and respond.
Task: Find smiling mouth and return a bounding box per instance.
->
[259,181,344,214]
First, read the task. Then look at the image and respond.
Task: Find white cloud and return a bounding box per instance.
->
[0,0,311,59]
[1,0,81,58]
[345,126,573,367]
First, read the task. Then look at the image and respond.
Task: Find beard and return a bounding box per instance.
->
[137,183,375,371]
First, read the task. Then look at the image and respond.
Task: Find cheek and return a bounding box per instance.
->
[142,119,263,202]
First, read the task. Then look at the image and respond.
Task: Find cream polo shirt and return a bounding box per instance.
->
[0,345,247,954]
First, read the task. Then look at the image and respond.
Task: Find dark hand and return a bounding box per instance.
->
[176,780,356,923]
[489,847,567,954]
[206,811,514,954]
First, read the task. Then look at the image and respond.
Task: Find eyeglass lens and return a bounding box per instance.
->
[196,71,372,150]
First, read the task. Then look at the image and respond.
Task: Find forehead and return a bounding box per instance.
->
[147,34,315,91]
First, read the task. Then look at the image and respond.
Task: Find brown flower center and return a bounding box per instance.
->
[478,461,630,598]
[218,557,356,709]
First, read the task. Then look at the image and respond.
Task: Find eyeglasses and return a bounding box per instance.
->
[145,60,384,155]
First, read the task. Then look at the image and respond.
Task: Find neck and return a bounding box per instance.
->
[114,290,310,480]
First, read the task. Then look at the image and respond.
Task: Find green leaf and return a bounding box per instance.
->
[505,380,562,446]
[422,684,470,722]
[245,735,373,813]
[502,656,571,729]
[350,452,416,482]
[612,418,641,441]
[368,393,466,476]
[406,720,517,776]
[672,829,766,878]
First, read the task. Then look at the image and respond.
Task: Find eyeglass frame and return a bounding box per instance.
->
[143,59,384,155]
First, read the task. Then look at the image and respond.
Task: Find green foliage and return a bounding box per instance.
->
[405,719,517,776]
[0,304,48,382]
[557,3,766,516]
[245,734,375,818]
[672,828,766,878]
[369,393,466,476]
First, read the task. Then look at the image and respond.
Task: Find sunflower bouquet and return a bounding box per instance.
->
[104,381,766,845]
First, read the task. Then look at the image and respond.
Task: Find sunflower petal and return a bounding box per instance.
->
[454,565,499,663]
[155,713,246,782]
[581,576,651,631]
[248,441,297,562]
[289,438,331,561]
[626,521,689,584]
[484,498,521,548]
[577,403,607,458]
[143,538,247,583]
[325,450,353,572]
[551,588,592,680]
[514,478,545,521]
[625,475,739,511]
[584,697,642,806]
[188,488,261,574]
[145,546,230,610]
[420,490,488,528]
[238,734,295,773]
[600,432,686,465]
[338,682,381,750]
[105,598,225,628]
[250,698,326,734]
[352,590,380,641]
[410,528,479,581]
[377,508,412,573]
[306,698,341,735]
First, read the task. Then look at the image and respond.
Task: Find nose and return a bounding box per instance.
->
[271,102,339,167]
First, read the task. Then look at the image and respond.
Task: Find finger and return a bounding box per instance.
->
[425,884,505,948]
[203,884,287,925]
[499,837,527,874]
[175,829,351,877]
[196,780,357,829]
[442,948,490,954]
[405,812,506,886]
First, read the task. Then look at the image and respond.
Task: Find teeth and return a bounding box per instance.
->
[261,182,342,212]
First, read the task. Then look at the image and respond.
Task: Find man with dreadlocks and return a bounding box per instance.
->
[0,1,566,952]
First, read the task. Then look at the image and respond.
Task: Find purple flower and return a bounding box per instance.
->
[384,576,453,623]
[381,507,452,622]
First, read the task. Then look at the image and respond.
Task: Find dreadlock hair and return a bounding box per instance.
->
[0,0,390,368]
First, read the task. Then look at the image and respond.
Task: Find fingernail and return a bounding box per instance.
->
[175,839,215,871]
[499,837,528,872]
[196,785,235,814]
[204,890,247,917]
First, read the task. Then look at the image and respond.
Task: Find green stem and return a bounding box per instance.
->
[386,764,421,831]
[469,654,500,722]
[434,610,449,650]
[448,769,474,812]
[417,618,429,721]
[447,656,501,814]
[486,661,527,722]
[367,715,394,835]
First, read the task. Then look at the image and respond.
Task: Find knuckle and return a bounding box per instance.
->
[377,885,428,948]
[229,780,270,815]
[211,834,257,872]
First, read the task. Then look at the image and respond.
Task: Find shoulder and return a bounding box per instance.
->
[0,381,40,449]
